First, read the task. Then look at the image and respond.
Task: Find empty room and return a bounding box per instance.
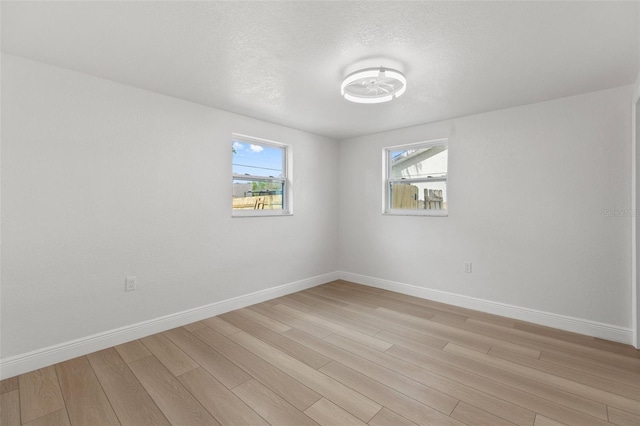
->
[1,1,639,425]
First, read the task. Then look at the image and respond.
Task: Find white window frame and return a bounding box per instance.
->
[232,133,292,217]
[383,138,448,217]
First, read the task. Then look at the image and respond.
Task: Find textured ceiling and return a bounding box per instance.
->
[2,1,638,140]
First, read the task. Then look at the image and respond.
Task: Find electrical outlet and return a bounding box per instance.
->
[464,262,472,273]
[125,276,136,291]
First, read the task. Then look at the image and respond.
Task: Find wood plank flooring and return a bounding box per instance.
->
[1,280,639,426]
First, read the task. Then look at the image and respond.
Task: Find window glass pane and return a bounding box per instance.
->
[390,145,447,179]
[232,179,284,210]
[390,181,447,210]
[232,141,283,177]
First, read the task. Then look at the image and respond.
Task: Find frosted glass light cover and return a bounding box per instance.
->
[341,67,406,104]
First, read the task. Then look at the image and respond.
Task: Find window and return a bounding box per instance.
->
[232,134,291,216]
[384,139,448,216]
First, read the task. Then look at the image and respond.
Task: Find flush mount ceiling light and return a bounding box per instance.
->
[341,67,407,104]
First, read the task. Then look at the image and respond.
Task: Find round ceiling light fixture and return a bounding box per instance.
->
[341,67,407,104]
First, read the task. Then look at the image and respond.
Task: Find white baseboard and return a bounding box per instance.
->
[339,271,633,345]
[0,272,339,380]
[2,270,633,379]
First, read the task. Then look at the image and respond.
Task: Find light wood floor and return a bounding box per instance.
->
[2,280,639,426]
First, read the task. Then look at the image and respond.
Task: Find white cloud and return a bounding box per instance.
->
[249,144,264,153]
[232,141,244,151]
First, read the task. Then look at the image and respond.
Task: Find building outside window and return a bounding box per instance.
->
[384,139,448,216]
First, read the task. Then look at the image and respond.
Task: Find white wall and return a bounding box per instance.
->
[633,73,640,347]
[1,54,339,359]
[339,86,633,330]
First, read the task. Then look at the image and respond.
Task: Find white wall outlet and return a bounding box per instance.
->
[464,262,472,273]
[125,276,136,291]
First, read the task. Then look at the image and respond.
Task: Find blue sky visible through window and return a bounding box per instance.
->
[232,141,283,177]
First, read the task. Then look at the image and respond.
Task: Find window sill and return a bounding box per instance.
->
[232,210,293,218]
[384,209,448,217]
